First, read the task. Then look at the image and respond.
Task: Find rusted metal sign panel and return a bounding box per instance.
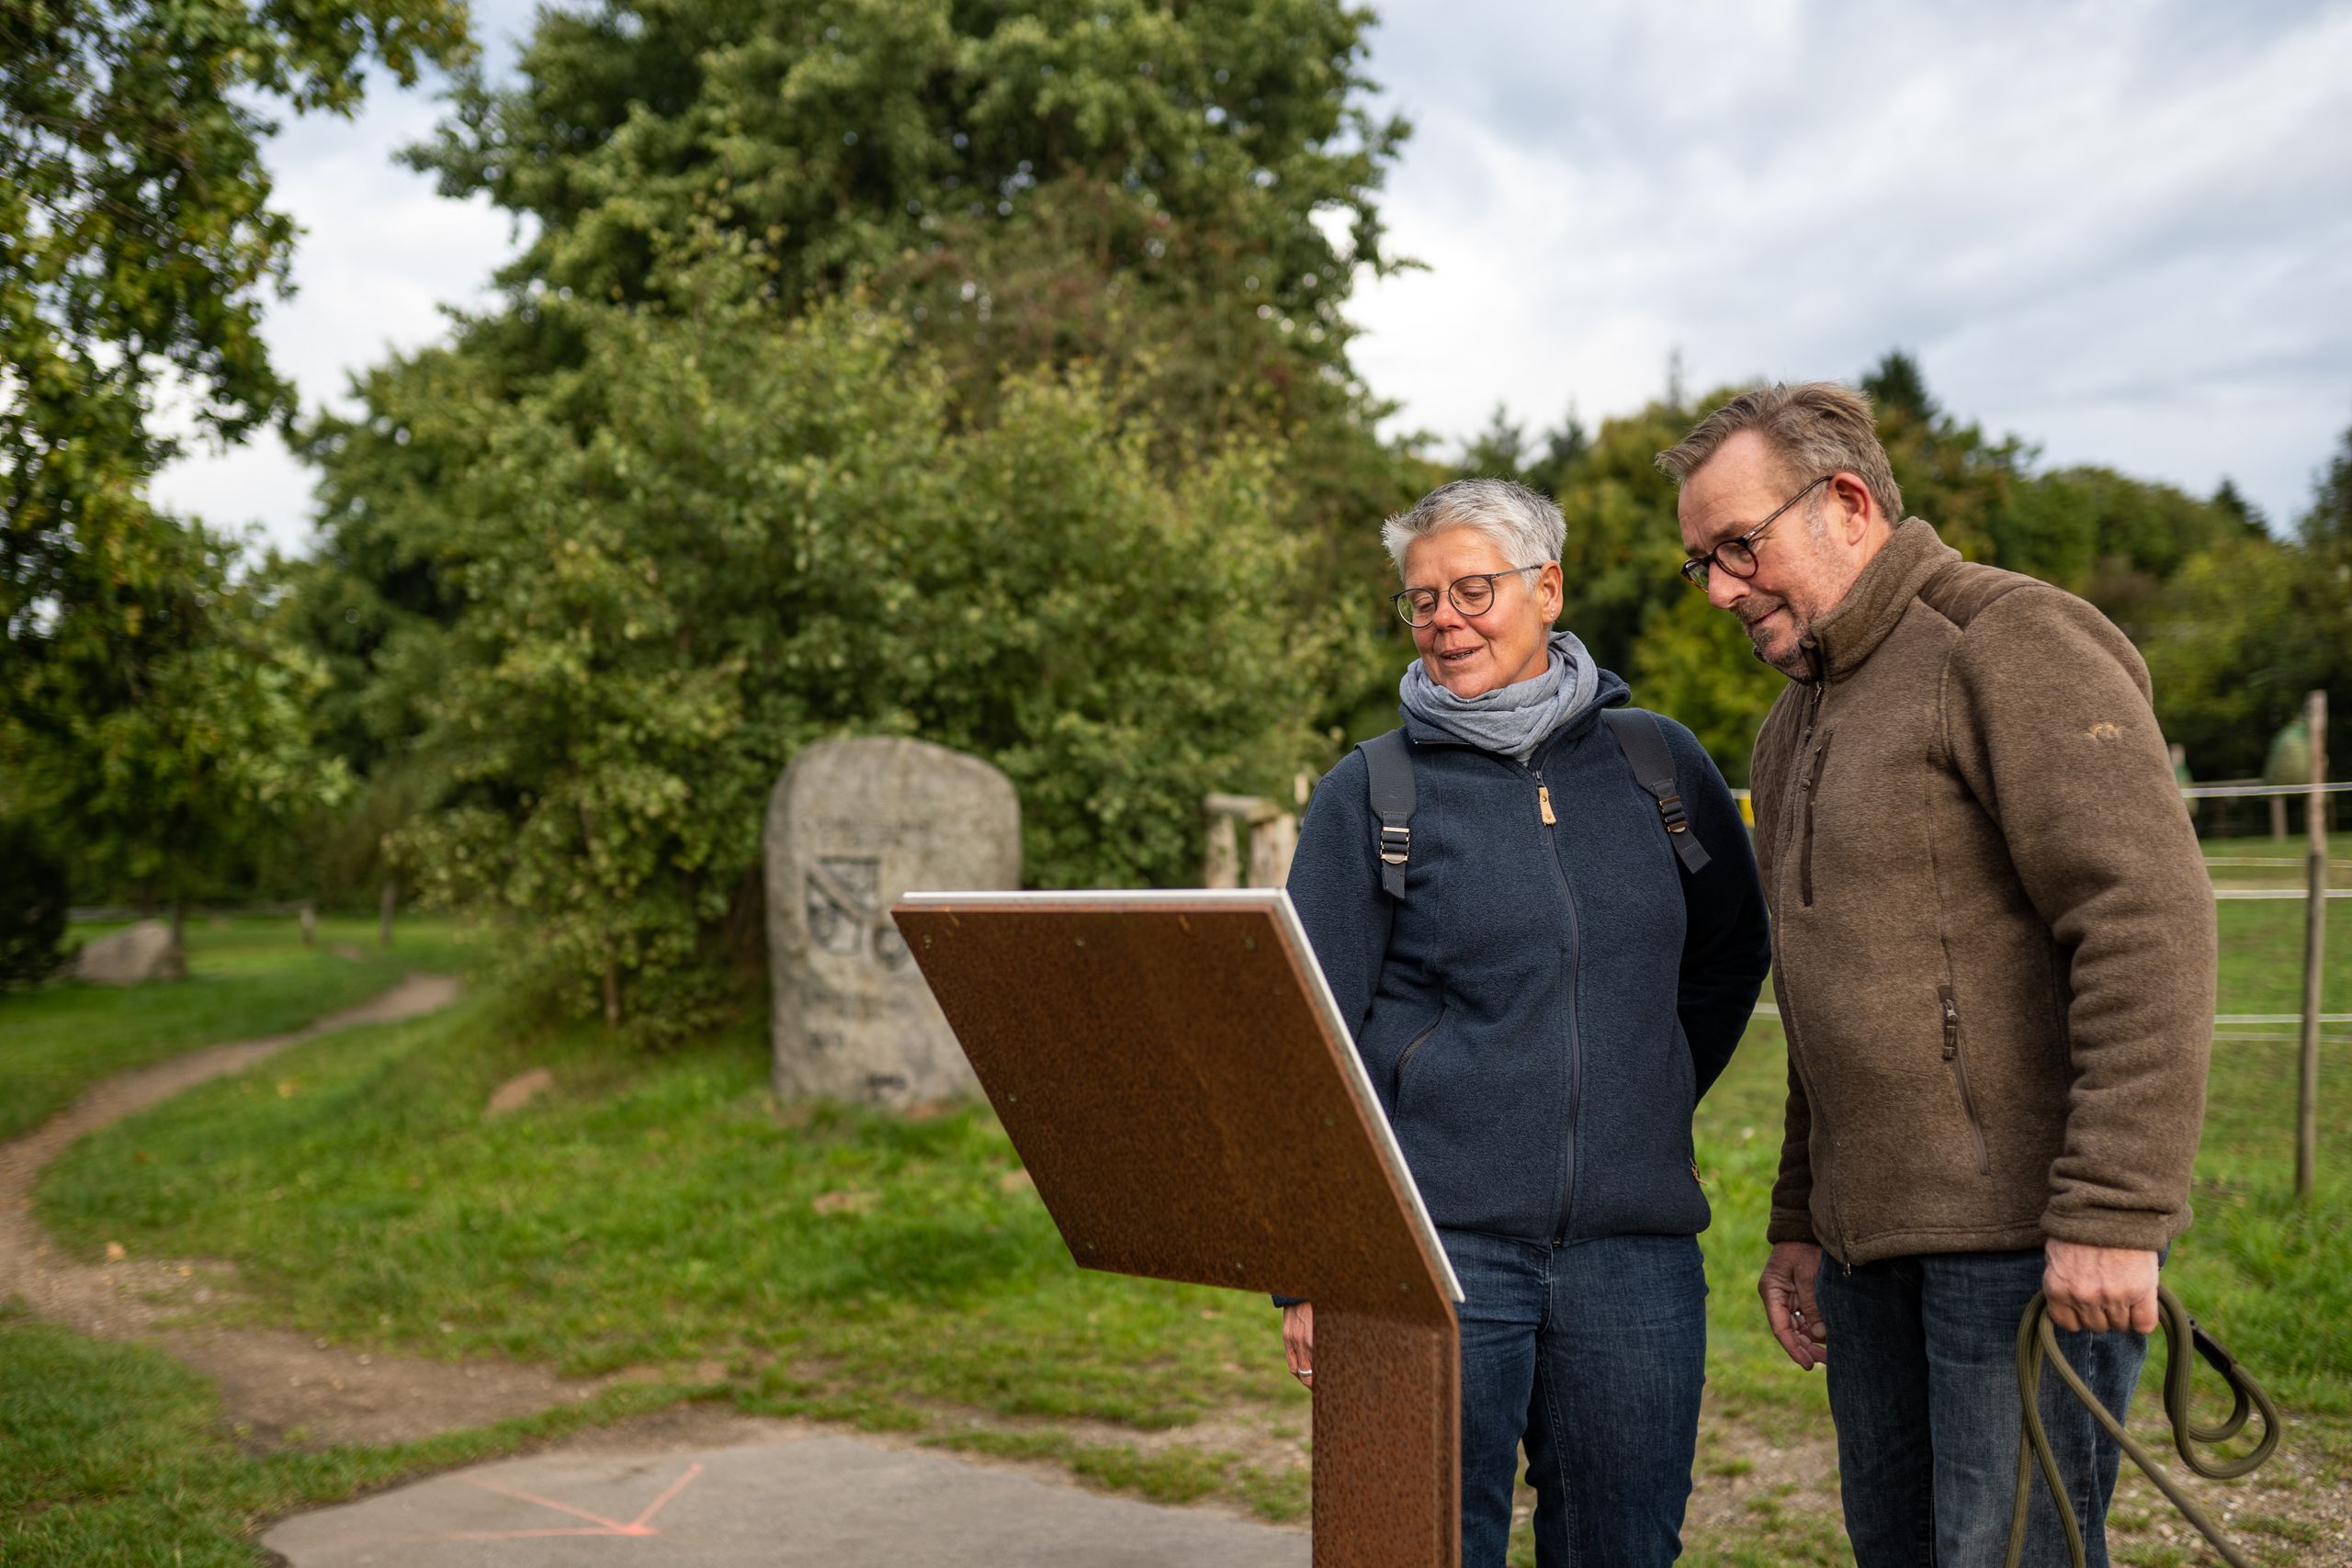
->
[894,889,1460,1568]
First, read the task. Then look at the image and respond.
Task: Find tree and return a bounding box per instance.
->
[2,0,468,911]
[2292,415,2352,776]
[0,815,70,984]
[300,0,1420,772]
[2137,536,2314,780]
[5,519,350,917]
[2,0,470,630]
[409,0,1397,335]
[371,276,1329,1037]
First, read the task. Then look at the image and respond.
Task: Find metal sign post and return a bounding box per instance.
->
[894,889,1463,1568]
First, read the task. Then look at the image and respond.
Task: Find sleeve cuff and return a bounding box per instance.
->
[1766,1210,1818,1247]
[2039,1206,2185,1255]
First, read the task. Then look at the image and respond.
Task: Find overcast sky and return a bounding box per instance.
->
[153,0,2352,556]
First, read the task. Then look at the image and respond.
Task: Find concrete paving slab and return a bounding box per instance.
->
[264,1431,1309,1567]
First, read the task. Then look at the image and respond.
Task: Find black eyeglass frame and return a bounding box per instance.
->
[1679,474,1834,589]
[1390,564,1545,628]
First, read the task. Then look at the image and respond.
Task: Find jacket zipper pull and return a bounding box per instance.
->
[1941,996,1960,1060]
[1538,784,1556,826]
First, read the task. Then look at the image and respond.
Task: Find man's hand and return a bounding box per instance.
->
[1281,1302,1314,1391]
[1758,1241,1827,1371]
[2043,1240,2159,1334]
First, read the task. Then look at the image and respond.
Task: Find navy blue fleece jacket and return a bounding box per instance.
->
[1287,676,1770,1245]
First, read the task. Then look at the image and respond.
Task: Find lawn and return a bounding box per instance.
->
[0,914,476,1144]
[0,1302,691,1567]
[7,890,2348,1565]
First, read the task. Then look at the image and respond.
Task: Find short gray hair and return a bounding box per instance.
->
[1655,381,1905,525]
[1381,479,1566,579]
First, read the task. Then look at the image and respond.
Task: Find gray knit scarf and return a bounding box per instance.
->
[1398,629,1603,761]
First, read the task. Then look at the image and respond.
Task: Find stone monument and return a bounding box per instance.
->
[765,737,1020,1109]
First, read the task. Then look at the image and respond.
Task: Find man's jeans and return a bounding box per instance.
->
[1815,1248,2150,1568]
[1445,1228,1707,1568]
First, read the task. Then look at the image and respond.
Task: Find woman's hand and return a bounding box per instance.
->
[1282,1302,1315,1391]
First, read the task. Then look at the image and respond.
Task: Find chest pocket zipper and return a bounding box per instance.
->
[1940,987,1991,1176]
[1799,730,1834,908]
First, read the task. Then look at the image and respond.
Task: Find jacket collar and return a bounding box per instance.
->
[1798,517,1958,682]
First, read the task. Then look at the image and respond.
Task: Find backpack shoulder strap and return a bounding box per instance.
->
[1355,728,1416,899]
[1601,708,1712,875]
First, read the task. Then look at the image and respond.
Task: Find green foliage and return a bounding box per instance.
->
[2139,537,2320,780]
[409,0,1399,333]
[350,276,1327,1032]
[0,1305,692,1567]
[0,817,70,985]
[1,0,465,915]
[280,2,1429,1000]
[1476,353,2318,792]
[6,521,353,905]
[0,914,474,1142]
[2293,416,2352,778]
[2135,417,2352,783]
[1,0,469,637]
[1631,592,1784,789]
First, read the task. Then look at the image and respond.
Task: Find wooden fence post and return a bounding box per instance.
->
[379,881,397,950]
[300,900,317,948]
[2298,689,2328,1203]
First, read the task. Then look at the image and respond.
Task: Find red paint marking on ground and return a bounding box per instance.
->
[376,1462,705,1544]
[454,1473,633,1531]
[369,1527,635,1543]
[629,1461,704,1530]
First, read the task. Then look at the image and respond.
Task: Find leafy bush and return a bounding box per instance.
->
[371,276,1332,1037]
[0,819,71,986]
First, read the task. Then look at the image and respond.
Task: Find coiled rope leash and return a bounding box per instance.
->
[2007,1286,2281,1568]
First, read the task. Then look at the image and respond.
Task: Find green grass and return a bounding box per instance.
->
[0,1300,701,1566]
[14,889,2349,1563]
[0,914,476,1143]
[39,989,1311,1434]
[921,1427,1309,1519]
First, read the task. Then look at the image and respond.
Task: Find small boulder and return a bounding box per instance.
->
[484,1067,556,1118]
[74,919,185,986]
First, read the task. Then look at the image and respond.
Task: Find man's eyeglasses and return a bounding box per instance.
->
[1679,475,1832,589]
[1392,565,1543,627]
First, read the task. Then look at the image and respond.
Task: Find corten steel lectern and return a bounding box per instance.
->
[893,889,1463,1568]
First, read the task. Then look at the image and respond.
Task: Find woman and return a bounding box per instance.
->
[1279,479,1770,1566]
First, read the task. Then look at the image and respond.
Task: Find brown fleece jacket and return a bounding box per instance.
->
[1753,519,2214,1266]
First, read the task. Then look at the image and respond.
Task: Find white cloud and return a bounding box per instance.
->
[1350,0,2352,524]
[148,73,524,555]
[152,0,2352,547]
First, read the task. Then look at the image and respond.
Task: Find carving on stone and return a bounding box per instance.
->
[765,737,1021,1110]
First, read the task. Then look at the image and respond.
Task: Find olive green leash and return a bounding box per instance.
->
[2007,1286,2282,1568]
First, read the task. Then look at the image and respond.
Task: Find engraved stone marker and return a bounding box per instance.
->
[765,738,1020,1109]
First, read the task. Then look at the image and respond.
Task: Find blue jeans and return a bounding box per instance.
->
[1445,1228,1707,1568]
[1815,1249,2151,1568]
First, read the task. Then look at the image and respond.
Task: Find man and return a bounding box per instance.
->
[1657,383,2214,1568]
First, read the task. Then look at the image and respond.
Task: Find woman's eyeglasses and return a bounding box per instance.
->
[1391,565,1543,627]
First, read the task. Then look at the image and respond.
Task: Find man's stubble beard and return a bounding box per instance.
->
[1741,595,1816,678]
